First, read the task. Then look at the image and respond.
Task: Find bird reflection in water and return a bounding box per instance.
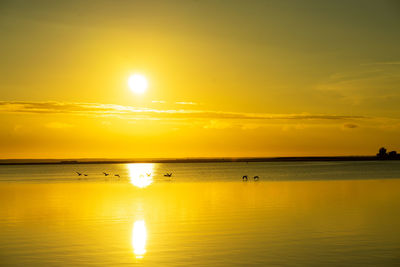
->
[132,220,147,259]
[127,163,154,188]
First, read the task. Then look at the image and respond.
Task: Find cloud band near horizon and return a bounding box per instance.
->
[0,101,369,122]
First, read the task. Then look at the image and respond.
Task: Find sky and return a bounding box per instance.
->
[1,0,400,159]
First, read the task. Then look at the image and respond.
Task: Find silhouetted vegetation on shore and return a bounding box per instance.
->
[377,147,400,160]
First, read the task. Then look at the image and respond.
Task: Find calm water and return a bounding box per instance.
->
[1,161,400,266]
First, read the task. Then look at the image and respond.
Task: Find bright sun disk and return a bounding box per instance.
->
[128,74,148,94]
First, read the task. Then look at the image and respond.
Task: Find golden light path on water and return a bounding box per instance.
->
[132,220,147,258]
[127,163,154,188]
[126,163,153,258]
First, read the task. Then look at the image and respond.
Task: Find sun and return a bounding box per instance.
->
[128,74,148,94]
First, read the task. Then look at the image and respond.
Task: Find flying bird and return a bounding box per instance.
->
[103,172,109,176]
[115,174,120,178]
[242,175,248,181]
[76,172,82,176]
[164,173,172,177]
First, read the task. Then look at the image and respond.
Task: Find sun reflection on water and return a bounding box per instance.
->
[132,220,147,258]
[127,163,154,188]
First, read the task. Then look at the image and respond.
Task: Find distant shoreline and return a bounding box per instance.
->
[0,156,399,166]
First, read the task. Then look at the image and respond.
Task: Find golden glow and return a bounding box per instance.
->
[2,179,400,264]
[128,74,148,94]
[1,1,400,159]
[132,220,147,258]
[127,163,154,188]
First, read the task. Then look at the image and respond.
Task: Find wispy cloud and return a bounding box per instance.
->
[0,101,153,115]
[151,100,166,104]
[316,64,400,105]
[343,123,359,129]
[175,102,198,105]
[361,61,400,66]
[0,101,367,122]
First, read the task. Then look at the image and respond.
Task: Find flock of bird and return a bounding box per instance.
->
[102,172,121,178]
[75,171,259,181]
[242,175,260,181]
[75,171,173,179]
[75,171,123,179]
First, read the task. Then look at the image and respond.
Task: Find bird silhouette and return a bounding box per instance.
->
[146,173,151,177]
[253,175,259,181]
[242,175,248,181]
[84,174,88,176]
[103,172,109,176]
[114,174,120,178]
[76,172,82,176]
[164,173,172,177]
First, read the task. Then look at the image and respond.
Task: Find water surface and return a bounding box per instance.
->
[0,161,400,266]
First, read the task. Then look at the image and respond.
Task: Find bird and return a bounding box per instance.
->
[103,172,109,176]
[164,173,172,177]
[242,175,248,181]
[76,172,82,176]
[253,175,259,181]
[84,174,88,176]
[114,174,120,178]
[146,173,151,177]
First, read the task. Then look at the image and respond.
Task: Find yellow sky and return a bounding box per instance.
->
[1,0,400,158]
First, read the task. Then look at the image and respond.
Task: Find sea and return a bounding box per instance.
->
[0,161,400,266]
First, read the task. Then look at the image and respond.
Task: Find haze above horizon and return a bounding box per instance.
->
[1,0,400,158]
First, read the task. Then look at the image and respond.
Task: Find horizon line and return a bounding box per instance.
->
[1,155,396,166]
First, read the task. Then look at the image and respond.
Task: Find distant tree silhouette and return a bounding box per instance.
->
[377,147,399,160]
[377,147,388,159]
[388,151,398,159]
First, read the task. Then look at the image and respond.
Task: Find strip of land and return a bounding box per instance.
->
[0,156,398,165]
